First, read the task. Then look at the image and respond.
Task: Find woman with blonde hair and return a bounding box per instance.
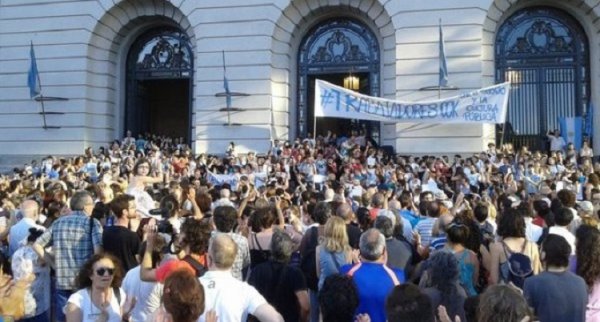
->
[315,216,353,290]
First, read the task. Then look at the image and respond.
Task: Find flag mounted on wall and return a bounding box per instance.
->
[585,102,594,139]
[439,20,448,88]
[27,42,41,99]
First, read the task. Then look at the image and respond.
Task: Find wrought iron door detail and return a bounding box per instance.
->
[298,18,380,139]
[125,27,194,138]
[129,29,193,79]
[495,7,589,151]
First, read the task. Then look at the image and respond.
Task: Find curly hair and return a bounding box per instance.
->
[75,253,124,289]
[319,274,359,322]
[180,218,212,255]
[478,285,531,322]
[576,225,600,290]
[163,269,205,322]
[386,283,434,322]
[428,252,462,313]
[497,208,526,238]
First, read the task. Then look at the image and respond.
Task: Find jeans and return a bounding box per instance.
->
[53,289,73,322]
[309,289,320,322]
[17,311,49,322]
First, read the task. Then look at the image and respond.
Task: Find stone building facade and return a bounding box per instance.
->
[1,0,599,156]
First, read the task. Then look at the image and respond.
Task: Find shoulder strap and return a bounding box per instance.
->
[520,239,528,253]
[89,215,95,246]
[182,256,206,277]
[310,226,319,247]
[113,286,121,306]
[329,251,342,271]
[253,233,263,251]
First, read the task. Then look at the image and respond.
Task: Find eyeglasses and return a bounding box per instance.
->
[95,267,115,276]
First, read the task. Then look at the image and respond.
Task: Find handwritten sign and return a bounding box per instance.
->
[314,80,510,124]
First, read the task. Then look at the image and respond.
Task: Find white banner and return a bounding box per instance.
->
[314,80,510,124]
[207,171,239,190]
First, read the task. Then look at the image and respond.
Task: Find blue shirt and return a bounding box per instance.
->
[340,262,405,322]
[400,209,421,228]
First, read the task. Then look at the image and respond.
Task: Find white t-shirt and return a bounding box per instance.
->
[198,270,267,322]
[66,288,126,322]
[549,226,576,255]
[121,266,160,322]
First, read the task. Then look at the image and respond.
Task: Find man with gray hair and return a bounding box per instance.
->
[8,199,45,256]
[340,228,405,322]
[33,190,103,322]
[374,216,412,272]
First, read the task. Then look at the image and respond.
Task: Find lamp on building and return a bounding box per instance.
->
[343,74,360,90]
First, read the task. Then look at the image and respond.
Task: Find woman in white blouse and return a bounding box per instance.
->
[65,253,134,322]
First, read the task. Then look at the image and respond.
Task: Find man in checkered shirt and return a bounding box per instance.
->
[33,190,103,322]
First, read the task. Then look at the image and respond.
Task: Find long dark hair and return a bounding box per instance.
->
[576,225,600,290]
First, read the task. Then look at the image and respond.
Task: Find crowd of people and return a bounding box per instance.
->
[0,128,599,322]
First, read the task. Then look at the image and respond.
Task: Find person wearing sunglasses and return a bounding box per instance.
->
[65,253,135,322]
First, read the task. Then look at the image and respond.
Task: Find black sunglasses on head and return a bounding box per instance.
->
[95,267,115,276]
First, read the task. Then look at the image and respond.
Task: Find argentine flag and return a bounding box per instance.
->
[27,42,41,98]
[559,116,583,150]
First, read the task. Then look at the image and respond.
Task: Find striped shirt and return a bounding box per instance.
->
[35,211,103,290]
[414,217,437,247]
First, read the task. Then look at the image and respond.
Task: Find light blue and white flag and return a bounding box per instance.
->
[585,102,594,139]
[439,20,448,88]
[559,116,583,150]
[27,42,41,98]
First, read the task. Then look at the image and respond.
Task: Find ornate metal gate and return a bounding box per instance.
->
[298,18,380,141]
[126,27,193,139]
[495,7,589,151]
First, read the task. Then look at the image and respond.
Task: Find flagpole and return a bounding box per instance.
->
[31,41,48,129]
[222,51,231,126]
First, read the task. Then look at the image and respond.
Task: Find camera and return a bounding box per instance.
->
[149,208,174,234]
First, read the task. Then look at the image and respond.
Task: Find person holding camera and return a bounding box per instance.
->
[141,217,212,281]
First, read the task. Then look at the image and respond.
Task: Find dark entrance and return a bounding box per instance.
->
[307,72,372,137]
[495,7,589,151]
[298,18,381,142]
[135,79,189,139]
[126,28,193,141]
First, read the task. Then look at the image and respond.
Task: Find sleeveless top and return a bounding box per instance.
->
[249,233,271,269]
[318,247,347,290]
[456,250,477,296]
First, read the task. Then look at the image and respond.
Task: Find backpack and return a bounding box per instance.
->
[500,240,533,289]
[182,255,207,278]
[300,227,320,291]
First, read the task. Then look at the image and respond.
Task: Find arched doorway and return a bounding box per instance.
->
[126,27,193,142]
[298,18,381,142]
[495,7,589,151]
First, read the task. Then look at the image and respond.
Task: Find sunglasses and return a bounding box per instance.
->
[95,267,115,276]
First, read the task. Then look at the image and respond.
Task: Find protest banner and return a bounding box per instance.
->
[207,171,239,190]
[314,80,510,124]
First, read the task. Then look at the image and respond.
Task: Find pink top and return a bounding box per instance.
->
[587,280,600,322]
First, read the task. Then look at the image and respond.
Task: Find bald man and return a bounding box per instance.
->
[336,203,361,249]
[198,234,284,322]
[9,199,45,256]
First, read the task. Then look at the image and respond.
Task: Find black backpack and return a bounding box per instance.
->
[300,227,320,291]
